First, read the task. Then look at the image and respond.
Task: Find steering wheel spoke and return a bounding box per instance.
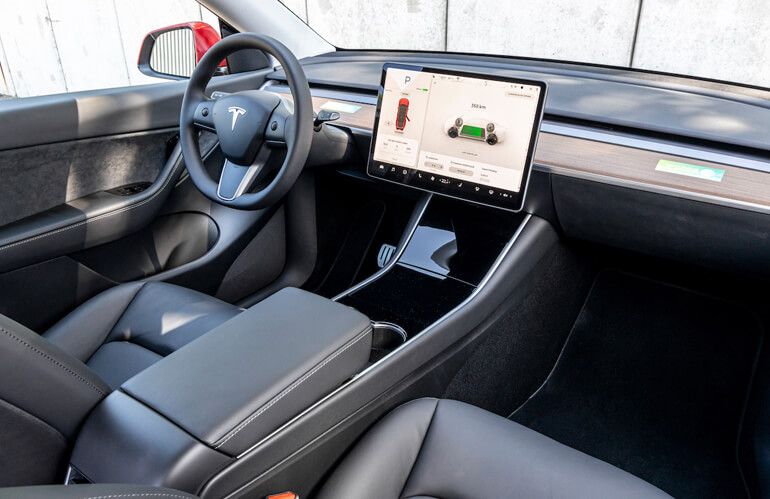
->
[193,101,216,132]
[216,146,271,201]
[264,99,294,146]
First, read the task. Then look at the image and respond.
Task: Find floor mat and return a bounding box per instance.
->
[511,270,762,498]
[443,244,595,416]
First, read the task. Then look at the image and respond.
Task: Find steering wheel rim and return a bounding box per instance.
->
[180,33,313,210]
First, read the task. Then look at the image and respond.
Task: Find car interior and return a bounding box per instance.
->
[1,1,770,498]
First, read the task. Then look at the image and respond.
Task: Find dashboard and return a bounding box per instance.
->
[266,88,770,217]
[263,50,770,280]
[265,53,770,215]
[367,64,546,211]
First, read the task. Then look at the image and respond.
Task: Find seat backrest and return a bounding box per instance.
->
[0,315,110,487]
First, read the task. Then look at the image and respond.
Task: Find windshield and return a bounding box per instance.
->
[278,0,768,89]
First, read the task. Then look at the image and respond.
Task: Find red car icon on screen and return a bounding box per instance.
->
[396,98,410,130]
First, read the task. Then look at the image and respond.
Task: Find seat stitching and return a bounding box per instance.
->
[1,326,106,396]
[214,326,372,449]
[81,494,192,499]
[0,153,185,252]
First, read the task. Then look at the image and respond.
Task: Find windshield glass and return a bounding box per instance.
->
[278,0,768,89]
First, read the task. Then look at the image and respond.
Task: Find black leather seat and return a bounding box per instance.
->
[0,398,673,497]
[44,281,241,389]
[0,281,239,487]
[318,398,672,499]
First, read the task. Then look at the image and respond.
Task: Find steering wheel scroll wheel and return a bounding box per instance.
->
[180,33,313,209]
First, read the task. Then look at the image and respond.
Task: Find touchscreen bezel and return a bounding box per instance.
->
[367,63,547,212]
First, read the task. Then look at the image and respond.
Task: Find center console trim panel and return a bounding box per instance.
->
[201,207,555,499]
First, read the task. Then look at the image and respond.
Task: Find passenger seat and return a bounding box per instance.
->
[318,398,671,498]
[0,399,671,498]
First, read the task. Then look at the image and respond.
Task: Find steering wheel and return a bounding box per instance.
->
[180,33,313,209]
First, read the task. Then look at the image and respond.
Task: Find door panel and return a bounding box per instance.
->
[71,212,220,283]
[0,69,287,331]
[0,71,269,274]
[0,72,268,151]
[0,140,191,274]
[0,143,281,332]
[0,129,178,227]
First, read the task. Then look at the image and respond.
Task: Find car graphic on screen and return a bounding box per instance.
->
[444,115,505,145]
[396,98,410,130]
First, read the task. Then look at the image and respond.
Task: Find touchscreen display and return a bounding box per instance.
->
[368,64,546,211]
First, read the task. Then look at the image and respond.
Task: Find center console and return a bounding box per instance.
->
[68,288,371,491]
[337,196,526,336]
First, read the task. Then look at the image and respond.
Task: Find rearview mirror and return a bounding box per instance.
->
[137,22,226,80]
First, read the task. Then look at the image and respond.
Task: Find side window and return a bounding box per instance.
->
[0,1,219,99]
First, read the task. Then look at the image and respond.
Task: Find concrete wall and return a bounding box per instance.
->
[633,0,770,87]
[281,0,770,88]
[2,1,767,98]
[0,0,218,98]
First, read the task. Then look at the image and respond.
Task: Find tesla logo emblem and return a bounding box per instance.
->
[228,106,246,131]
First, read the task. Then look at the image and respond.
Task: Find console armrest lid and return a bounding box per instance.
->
[123,287,371,456]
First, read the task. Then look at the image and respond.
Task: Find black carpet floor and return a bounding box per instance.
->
[443,244,595,416]
[511,270,762,499]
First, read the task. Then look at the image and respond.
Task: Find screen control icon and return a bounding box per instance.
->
[396,98,410,130]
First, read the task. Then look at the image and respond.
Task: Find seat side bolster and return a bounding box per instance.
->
[0,314,109,439]
[44,282,145,362]
[401,399,673,499]
[316,398,439,499]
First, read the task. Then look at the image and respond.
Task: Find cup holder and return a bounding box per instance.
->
[370,322,407,362]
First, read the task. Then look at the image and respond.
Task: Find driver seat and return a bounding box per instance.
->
[0,281,240,487]
[43,281,241,389]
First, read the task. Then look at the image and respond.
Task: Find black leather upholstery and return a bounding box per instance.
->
[0,282,239,486]
[0,315,109,486]
[318,398,672,499]
[1,396,674,496]
[0,484,198,499]
[44,281,241,389]
[69,392,231,492]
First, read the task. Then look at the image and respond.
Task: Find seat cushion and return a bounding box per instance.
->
[44,282,241,389]
[318,398,672,499]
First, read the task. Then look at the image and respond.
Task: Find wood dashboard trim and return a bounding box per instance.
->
[278,92,770,211]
